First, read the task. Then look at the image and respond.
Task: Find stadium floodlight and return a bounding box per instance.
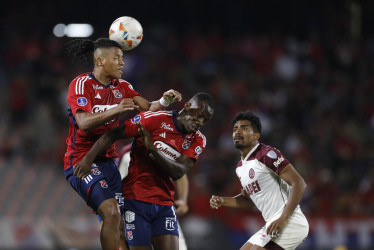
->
[53,23,94,38]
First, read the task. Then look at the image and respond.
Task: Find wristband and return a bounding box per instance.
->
[159,97,170,107]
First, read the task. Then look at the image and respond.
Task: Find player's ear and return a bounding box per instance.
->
[184,102,191,111]
[254,132,260,141]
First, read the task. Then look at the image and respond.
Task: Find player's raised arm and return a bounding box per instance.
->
[136,122,194,180]
[210,189,255,210]
[134,89,182,112]
[73,125,127,178]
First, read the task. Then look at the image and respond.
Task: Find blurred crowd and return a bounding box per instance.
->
[1,0,373,242]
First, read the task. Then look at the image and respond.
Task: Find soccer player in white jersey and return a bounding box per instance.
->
[210,111,309,250]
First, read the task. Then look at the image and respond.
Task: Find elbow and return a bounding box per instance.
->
[76,121,92,132]
[170,168,185,181]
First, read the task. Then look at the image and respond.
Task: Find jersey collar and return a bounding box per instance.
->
[89,73,114,88]
[242,143,260,162]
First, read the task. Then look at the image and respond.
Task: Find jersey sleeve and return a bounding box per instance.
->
[119,80,140,98]
[67,76,93,115]
[123,112,159,138]
[182,131,206,160]
[260,146,290,174]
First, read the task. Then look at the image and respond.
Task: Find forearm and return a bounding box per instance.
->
[280,181,306,219]
[148,100,165,111]
[221,194,254,209]
[84,130,121,163]
[76,109,119,131]
[176,175,189,202]
[148,148,186,180]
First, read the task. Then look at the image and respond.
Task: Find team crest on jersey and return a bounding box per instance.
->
[127,231,133,240]
[131,115,141,123]
[195,146,202,156]
[112,89,122,98]
[182,139,191,150]
[128,83,134,90]
[99,180,108,188]
[77,97,87,106]
[249,168,255,179]
[91,168,101,175]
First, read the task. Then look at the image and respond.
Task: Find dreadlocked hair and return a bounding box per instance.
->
[65,38,122,64]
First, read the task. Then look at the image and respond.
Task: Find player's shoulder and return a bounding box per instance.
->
[69,72,95,92]
[194,130,207,147]
[130,110,173,124]
[255,143,282,159]
[115,78,135,90]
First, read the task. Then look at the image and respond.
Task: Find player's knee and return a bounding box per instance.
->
[98,199,122,224]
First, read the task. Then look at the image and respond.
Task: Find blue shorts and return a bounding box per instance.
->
[124,198,179,246]
[64,159,124,214]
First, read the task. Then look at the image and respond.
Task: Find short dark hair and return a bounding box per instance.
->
[192,92,215,109]
[66,38,122,64]
[232,111,262,134]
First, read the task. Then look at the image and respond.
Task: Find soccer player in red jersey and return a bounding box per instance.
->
[210,111,309,250]
[63,38,181,250]
[74,92,214,250]
[117,144,189,250]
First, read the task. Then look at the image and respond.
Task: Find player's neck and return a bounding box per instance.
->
[240,143,258,159]
[92,71,112,86]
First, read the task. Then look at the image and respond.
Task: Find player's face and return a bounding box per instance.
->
[181,101,213,133]
[101,47,124,79]
[233,120,259,149]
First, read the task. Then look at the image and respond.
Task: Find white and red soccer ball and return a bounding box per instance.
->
[109,16,143,51]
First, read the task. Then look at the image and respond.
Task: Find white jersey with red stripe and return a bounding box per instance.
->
[64,72,139,169]
[122,110,206,206]
[236,143,305,223]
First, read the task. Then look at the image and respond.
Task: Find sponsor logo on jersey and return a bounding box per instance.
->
[112,89,122,98]
[125,211,135,223]
[267,150,277,159]
[126,224,135,229]
[127,231,133,240]
[273,156,284,168]
[77,97,87,106]
[154,141,181,160]
[91,168,101,175]
[165,217,176,231]
[92,84,103,90]
[182,139,191,150]
[92,104,118,113]
[161,122,174,131]
[99,180,108,188]
[131,115,141,123]
[195,146,202,156]
[94,93,101,99]
[249,168,255,179]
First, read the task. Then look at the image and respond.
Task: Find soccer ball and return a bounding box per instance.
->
[109,16,143,51]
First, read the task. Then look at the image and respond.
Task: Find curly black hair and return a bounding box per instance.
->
[66,38,121,64]
[232,111,262,134]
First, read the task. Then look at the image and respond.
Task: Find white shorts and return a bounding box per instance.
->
[248,212,309,250]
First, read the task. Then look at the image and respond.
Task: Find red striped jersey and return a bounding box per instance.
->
[64,72,139,169]
[122,110,206,206]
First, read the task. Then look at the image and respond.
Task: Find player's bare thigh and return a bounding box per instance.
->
[152,234,178,250]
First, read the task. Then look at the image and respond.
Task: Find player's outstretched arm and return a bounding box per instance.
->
[136,122,193,180]
[210,189,254,210]
[73,125,127,179]
[75,98,139,131]
[134,89,182,112]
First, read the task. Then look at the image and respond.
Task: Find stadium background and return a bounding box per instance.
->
[1,0,374,249]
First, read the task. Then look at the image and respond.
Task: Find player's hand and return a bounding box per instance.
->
[117,98,139,114]
[174,199,189,216]
[163,89,182,103]
[210,195,224,210]
[73,157,92,179]
[136,122,156,151]
[266,215,288,238]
